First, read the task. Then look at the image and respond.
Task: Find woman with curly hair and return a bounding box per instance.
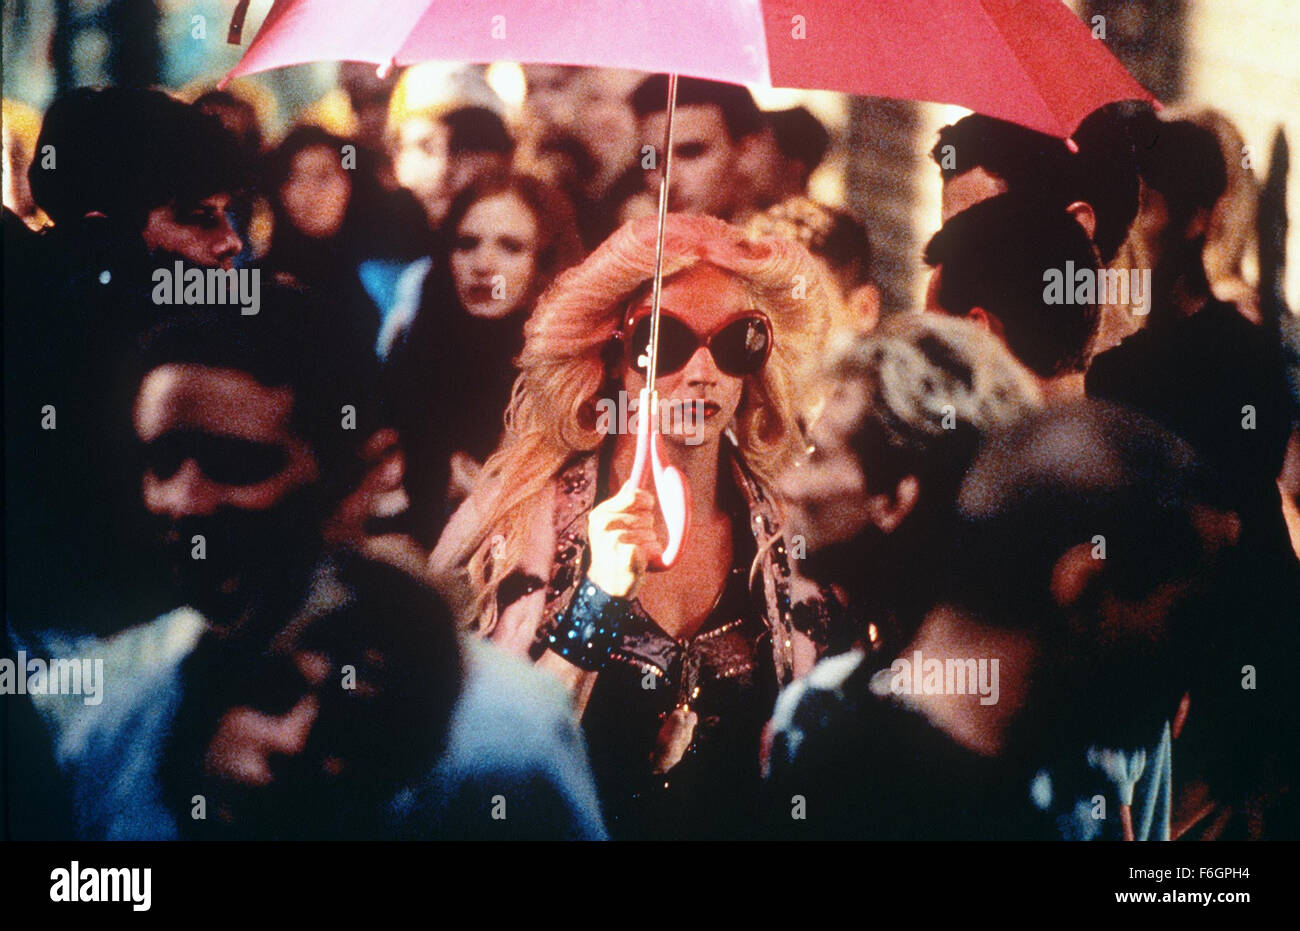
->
[431,213,843,838]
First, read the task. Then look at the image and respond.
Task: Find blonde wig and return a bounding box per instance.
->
[451,213,839,632]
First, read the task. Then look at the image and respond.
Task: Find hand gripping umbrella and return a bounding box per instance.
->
[225,0,1158,568]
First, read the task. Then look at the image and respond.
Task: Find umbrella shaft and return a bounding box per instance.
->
[646,73,679,394]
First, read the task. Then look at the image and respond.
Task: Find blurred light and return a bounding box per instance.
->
[749,84,806,110]
[486,62,527,116]
[396,62,475,113]
[807,167,842,208]
[388,62,505,127]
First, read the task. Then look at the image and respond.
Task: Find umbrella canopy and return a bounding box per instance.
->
[224,0,1155,141]
[226,0,770,88]
[762,0,1156,140]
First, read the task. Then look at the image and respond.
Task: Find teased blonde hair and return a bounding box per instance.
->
[451,213,839,632]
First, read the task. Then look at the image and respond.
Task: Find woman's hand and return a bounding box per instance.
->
[586,480,658,599]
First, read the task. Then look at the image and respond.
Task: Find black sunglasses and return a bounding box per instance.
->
[142,429,290,487]
[623,310,773,378]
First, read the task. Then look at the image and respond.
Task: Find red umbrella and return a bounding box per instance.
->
[223,0,1155,567]
[225,0,1155,142]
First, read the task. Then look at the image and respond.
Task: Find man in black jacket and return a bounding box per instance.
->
[5,88,250,638]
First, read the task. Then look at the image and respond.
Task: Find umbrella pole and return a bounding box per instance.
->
[645,73,679,396]
[627,72,691,573]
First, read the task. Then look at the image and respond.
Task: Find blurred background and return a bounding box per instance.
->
[3,0,1298,312]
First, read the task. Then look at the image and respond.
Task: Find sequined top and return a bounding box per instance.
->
[497,439,841,839]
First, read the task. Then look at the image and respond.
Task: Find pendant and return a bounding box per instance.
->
[651,703,698,774]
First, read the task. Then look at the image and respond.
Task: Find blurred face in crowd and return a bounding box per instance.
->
[281,144,351,239]
[1129,177,1177,273]
[200,608,417,836]
[526,68,639,196]
[134,363,324,629]
[746,127,787,207]
[445,150,511,204]
[339,61,399,151]
[142,192,243,268]
[779,377,873,559]
[745,126,817,208]
[642,105,745,218]
[523,65,582,129]
[570,69,640,179]
[393,114,451,222]
[778,370,928,608]
[619,264,752,448]
[197,99,260,152]
[450,192,541,319]
[940,166,1007,223]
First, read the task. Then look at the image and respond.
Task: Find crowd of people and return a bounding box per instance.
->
[3,63,1299,841]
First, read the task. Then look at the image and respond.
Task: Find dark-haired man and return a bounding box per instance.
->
[28,86,247,268]
[5,88,253,639]
[930,109,1139,265]
[924,194,1102,401]
[750,107,831,209]
[39,292,606,840]
[630,75,765,221]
